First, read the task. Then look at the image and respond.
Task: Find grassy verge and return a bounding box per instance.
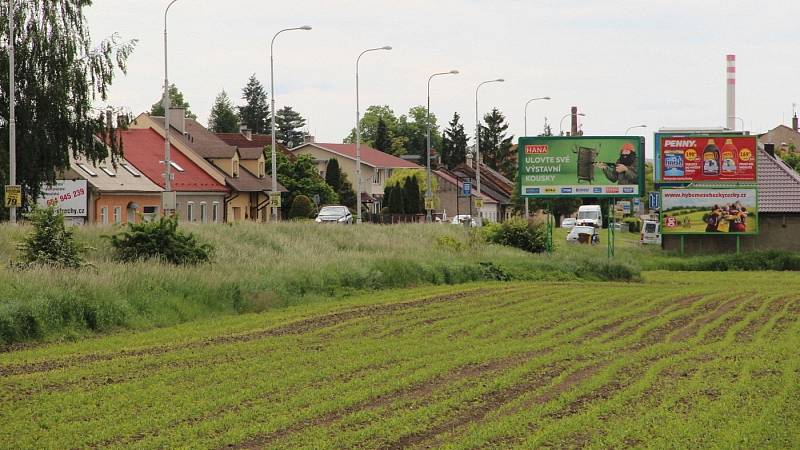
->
[0,222,637,347]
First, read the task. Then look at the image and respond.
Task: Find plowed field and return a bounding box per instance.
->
[2,272,799,449]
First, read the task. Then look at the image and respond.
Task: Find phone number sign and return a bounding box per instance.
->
[37,180,88,217]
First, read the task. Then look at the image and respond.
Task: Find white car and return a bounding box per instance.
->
[566,225,600,244]
[561,217,577,228]
[450,215,477,227]
[641,220,662,245]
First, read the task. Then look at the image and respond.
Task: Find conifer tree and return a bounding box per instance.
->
[275,106,307,147]
[238,74,270,134]
[208,91,239,133]
[441,112,470,169]
[479,108,515,179]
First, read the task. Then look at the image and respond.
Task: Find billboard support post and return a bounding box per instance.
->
[546,201,554,253]
[736,235,741,255]
[608,198,616,260]
[680,236,685,256]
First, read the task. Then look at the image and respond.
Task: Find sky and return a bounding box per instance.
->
[85,0,800,157]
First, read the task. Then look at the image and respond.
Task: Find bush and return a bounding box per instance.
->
[623,217,641,233]
[14,207,85,269]
[109,216,213,265]
[289,195,315,219]
[484,218,546,253]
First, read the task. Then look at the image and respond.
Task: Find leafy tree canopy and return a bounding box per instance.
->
[266,149,337,207]
[150,83,196,119]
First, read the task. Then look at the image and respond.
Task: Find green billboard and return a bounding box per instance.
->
[518,136,645,197]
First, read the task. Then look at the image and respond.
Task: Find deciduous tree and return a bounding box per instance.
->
[150,84,196,119]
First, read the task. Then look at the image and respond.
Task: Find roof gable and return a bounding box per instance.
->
[293,143,421,169]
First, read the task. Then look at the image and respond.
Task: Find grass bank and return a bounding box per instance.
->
[0,222,637,346]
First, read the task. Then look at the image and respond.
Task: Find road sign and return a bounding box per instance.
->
[648,191,660,210]
[475,198,484,209]
[424,197,435,210]
[269,192,282,208]
[462,181,472,196]
[4,185,21,208]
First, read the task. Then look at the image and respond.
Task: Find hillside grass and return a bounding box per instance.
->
[1,273,798,448]
[0,222,637,347]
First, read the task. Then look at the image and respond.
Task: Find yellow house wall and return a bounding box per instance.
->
[227,194,251,222]
[294,145,379,196]
[240,158,263,177]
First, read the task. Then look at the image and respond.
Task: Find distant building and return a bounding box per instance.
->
[433,169,496,220]
[758,118,800,153]
[448,161,515,223]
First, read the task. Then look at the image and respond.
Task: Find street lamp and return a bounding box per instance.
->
[356,45,392,224]
[426,69,459,222]
[727,116,745,131]
[559,112,585,135]
[270,25,312,222]
[162,0,182,216]
[8,0,16,223]
[625,124,647,135]
[522,96,551,219]
[523,97,551,136]
[475,78,504,224]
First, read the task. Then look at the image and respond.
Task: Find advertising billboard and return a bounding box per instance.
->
[660,187,758,235]
[658,134,756,182]
[518,136,645,198]
[37,180,88,217]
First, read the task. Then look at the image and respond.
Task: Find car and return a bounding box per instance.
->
[566,225,600,244]
[576,205,602,227]
[561,217,577,228]
[641,220,662,245]
[450,215,477,227]
[315,205,353,224]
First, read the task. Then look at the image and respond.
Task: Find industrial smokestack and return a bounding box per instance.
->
[571,106,578,136]
[726,54,736,130]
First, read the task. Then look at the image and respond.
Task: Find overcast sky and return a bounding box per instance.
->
[85,0,800,156]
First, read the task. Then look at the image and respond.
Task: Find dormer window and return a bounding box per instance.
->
[258,160,265,178]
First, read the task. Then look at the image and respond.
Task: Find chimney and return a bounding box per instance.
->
[169,107,186,135]
[466,151,474,168]
[303,134,315,144]
[793,113,798,132]
[726,54,736,130]
[764,143,775,158]
[238,124,252,141]
[570,106,578,136]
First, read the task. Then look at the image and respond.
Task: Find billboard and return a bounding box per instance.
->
[37,180,88,217]
[660,187,758,235]
[518,136,645,198]
[658,134,756,182]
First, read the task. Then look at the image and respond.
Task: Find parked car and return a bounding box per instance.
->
[450,215,477,227]
[576,205,602,227]
[315,206,353,224]
[641,220,662,245]
[561,217,577,228]
[566,225,600,244]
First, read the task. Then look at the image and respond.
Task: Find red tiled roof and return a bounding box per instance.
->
[297,143,421,169]
[120,128,228,192]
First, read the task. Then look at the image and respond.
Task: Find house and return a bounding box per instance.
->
[42,152,163,225]
[662,147,800,253]
[758,117,800,153]
[449,160,515,222]
[119,127,229,223]
[291,141,421,212]
[433,168,497,220]
[214,129,294,160]
[131,111,286,222]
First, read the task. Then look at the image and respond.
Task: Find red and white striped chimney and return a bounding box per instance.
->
[726,54,736,130]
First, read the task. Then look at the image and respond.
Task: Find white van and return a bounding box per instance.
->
[576,205,603,228]
[641,220,661,245]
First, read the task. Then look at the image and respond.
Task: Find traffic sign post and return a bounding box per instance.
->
[269,192,282,209]
[648,191,660,210]
[462,181,472,197]
[4,185,21,208]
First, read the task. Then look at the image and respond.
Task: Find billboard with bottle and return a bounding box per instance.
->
[518,136,645,198]
[660,187,758,235]
[659,135,756,182]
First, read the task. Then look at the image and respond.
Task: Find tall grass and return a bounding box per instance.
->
[0,222,637,346]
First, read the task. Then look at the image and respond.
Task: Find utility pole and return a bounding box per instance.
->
[8,0,16,223]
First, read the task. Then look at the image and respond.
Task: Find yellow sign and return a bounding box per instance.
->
[269,192,282,208]
[4,185,21,208]
[475,198,484,209]
[424,197,435,210]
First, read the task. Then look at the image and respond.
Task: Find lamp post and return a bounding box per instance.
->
[625,124,647,135]
[475,78,504,225]
[522,96,551,218]
[8,0,15,223]
[426,69,459,222]
[270,25,312,222]
[559,112,585,135]
[162,0,181,215]
[355,45,392,224]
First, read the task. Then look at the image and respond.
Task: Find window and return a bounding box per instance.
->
[113,206,121,224]
[100,167,116,177]
[100,207,108,224]
[120,163,141,177]
[187,202,195,222]
[170,161,185,172]
[233,160,240,178]
[77,163,97,177]
[143,206,158,222]
[200,202,207,223]
[372,170,381,184]
[258,160,265,178]
[212,202,220,223]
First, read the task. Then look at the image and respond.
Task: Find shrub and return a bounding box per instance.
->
[623,217,642,233]
[485,218,546,253]
[289,195,315,219]
[109,216,213,265]
[14,207,85,269]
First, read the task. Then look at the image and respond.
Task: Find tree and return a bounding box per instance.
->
[403,177,421,214]
[15,207,85,269]
[325,158,343,192]
[0,2,136,217]
[275,106,306,147]
[337,173,357,209]
[374,118,392,153]
[150,83,196,119]
[479,108,515,180]
[387,183,405,214]
[397,105,441,158]
[265,150,337,208]
[289,195,315,219]
[441,112,470,169]
[208,91,239,133]
[238,74,270,134]
[344,105,398,146]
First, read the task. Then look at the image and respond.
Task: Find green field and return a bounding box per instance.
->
[2,272,798,449]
